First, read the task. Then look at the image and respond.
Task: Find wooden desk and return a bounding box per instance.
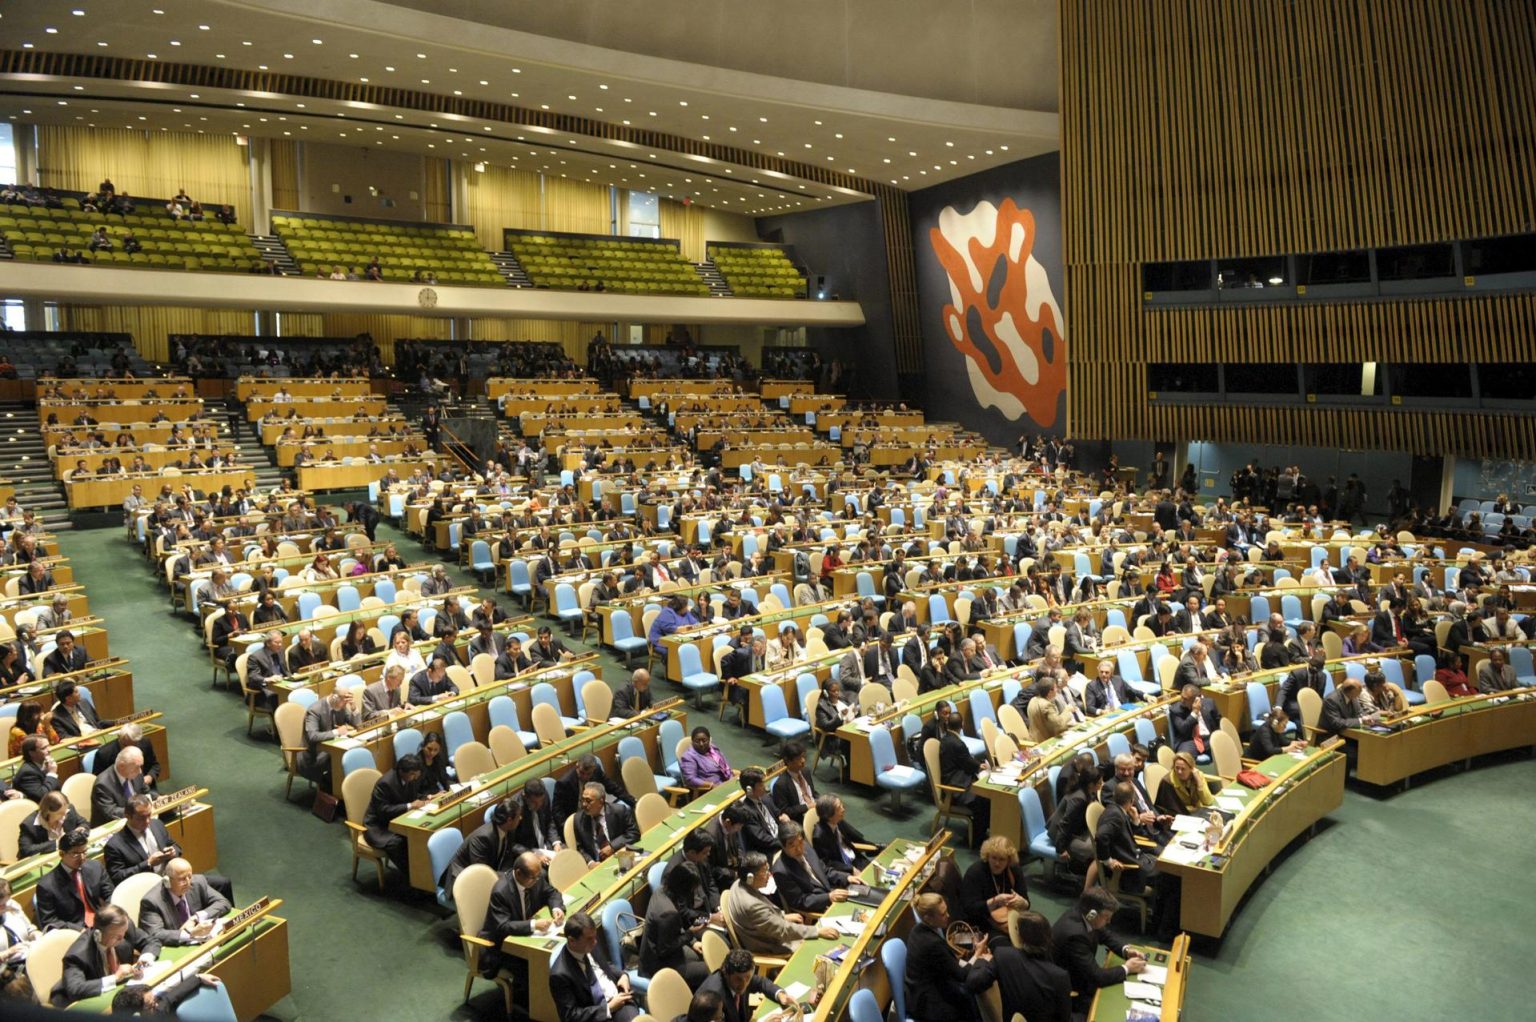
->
[237,376,372,399]
[0,660,134,735]
[486,379,600,400]
[1088,936,1192,1021]
[1156,747,1346,938]
[53,449,248,481]
[1346,689,1536,787]
[44,420,226,448]
[298,459,437,492]
[246,396,388,421]
[260,417,410,444]
[67,903,290,1022]
[66,470,257,509]
[0,715,171,788]
[720,446,840,468]
[41,399,205,422]
[276,437,423,466]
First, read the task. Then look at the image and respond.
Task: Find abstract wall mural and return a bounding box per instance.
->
[910,155,1065,445]
[929,197,1066,427]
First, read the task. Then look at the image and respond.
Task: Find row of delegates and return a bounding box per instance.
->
[8,813,234,1007]
[903,885,1153,1022]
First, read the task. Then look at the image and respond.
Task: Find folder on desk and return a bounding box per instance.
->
[846,884,891,907]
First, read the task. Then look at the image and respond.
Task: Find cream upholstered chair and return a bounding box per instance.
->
[922,738,974,844]
[26,929,79,1010]
[453,741,496,782]
[581,679,613,723]
[488,725,527,766]
[548,848,588,891]
[621,755,660,802]
[275,701,310,800]
[110,873,164,924]
[61,772,96,820]
[0,799,38,864]
[1210,729,1242,781]
[635,792,670,832]
[645,969,693,1022]
[454,864,513,1012]
[342,767,387,890]
[1423,679,1451,705]
[1297,687,1324,740]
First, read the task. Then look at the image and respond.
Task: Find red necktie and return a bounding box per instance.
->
[105,945,118,974]
[75,869,94,927]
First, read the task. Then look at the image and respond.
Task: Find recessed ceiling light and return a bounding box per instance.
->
[215,53,224,58]
[679,100,688,107]
[417,53,427,59]
[97,41,107,46]
[242,40,251,45]
[1000,145,1009,150]
[73,9,86,15]
[152,8,165,14]
[312,38,323,44]
[908,151,917,156]
[385,65,395,71]
[759,116,768,122]
[349,53,359,58]
[45,27,58,34]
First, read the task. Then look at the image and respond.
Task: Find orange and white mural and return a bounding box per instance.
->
[929,197,1066,429]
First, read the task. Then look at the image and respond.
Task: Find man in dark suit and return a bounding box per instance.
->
[440,798,526,892]
[1173,594,1205,635]
[91,746,151,825]
[43,629,89,676]
[862,633,899,687]
[1084,660,1138,715]
[1173,642,1213,690]
[528,626,574,666]
[407,656,459,705]
[769,743,819,822]
[211,599,249,669]
[300,688,359,788]
[702,803,751,894]
[135,858,233,947]
[512,779,563,857]
[991,916,1073,1022]
[92,723,162,789]
[13,734,64,802]
[477,851,566,979]
[822,611,855,651]
[49,679,108,739]
[548,912,640,1022]
[493,635,534,680]
[811,794,874,875]
[1097,783,1180,939]
[1277,652,1330,731]
[697,948,797,1022]
[662,830,723,922]
[243,630,289,712]
[102,795,179,884]
[1024,610,1061,661]
[1052,888,1147,1016]
[736,767,783,856]
[35,827,114,931]
[50,904,161,1007]
[572,784,639,864]
[1168,684,1223,758]
[1099,753,1171,845]
[364,754,427,872]
[286,629,327,673]
[554,753,631,824]
[770,822,848,913]
[901,622,931,676]
[610,668,653,718]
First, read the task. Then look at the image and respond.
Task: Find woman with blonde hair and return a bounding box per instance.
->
[1156,750,1218,815]
[960,835,1030,938]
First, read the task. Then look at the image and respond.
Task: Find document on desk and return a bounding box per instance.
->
[332,737,363,750]
[1160,841,1207,866]
[1170,814,1210,833]
[1215,796,1246,813]
[1139,964,1168,985]
[1123,981,1163,1002]
[824,915,865,937]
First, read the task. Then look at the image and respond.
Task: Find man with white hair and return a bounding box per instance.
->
[301,687,360,787]
[286,628,326,673]
[244,630,288,712]
[136,857,233,947]
[92,722,162,790]
[36,593,73,630]
[90,747,150,825]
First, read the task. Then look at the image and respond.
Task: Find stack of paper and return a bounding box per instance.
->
[1214,796,1246,813]
[1123,980,1162,1002]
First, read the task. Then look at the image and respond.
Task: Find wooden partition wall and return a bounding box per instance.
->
[1061,0,1536,458]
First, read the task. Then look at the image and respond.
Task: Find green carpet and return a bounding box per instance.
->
[56,522,1534,1021]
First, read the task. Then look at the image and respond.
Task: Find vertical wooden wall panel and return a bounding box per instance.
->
[1063,0,1536,459]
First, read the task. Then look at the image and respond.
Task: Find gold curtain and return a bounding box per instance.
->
[422,157,453,225]
[58,305,256,362]
[543,177,611,235]
[319,313,450,366]
[659,199,706,262]
[467,319,610,361]
[463,166,544,250]
[36,126,251,212]
[270,140,300,212]
[274,311,324,336]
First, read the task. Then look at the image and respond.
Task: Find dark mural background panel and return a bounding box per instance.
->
[909,154,1065,446]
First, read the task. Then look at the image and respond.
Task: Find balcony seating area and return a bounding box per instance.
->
[0,197,263,272]
[271,213,504,286]
[708,245,806,298]
[507,234,709,296]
